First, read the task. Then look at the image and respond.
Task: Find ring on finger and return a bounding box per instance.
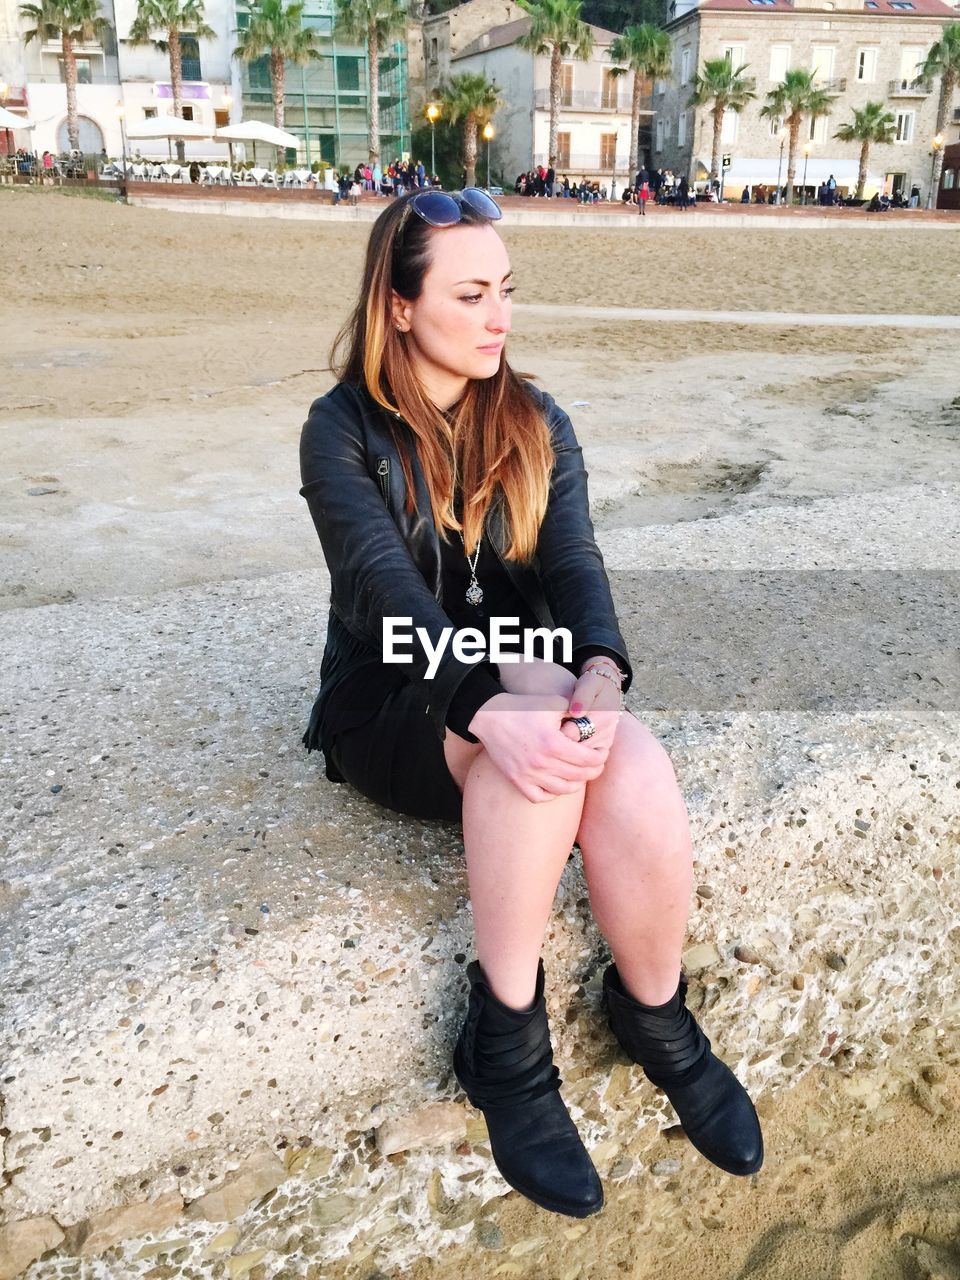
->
[562,714,596,743]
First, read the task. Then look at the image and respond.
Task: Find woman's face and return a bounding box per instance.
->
[392,222,513,412]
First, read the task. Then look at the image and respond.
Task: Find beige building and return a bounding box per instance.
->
[427,3,647,186]
[658,0,960,200]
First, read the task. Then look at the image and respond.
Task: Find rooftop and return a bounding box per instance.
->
[453,16,620,62]
[671,0,957,17]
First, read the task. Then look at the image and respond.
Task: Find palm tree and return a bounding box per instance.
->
[688,56,755,187]
[129,0,215,162]
[19,0,109,152]
[234,0,321,131]
[439,72,501,188]
[834,101,895,201]
[760,68,833,205]
[608,23,670,177]
[333,0,407,169]
[916,22,960,203]
[516,0,594,169]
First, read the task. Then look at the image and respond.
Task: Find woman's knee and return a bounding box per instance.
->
[591,712,681,796]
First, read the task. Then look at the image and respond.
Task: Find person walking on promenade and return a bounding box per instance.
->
[298,188,763,1219]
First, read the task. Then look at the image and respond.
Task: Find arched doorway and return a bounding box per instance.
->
[56,115,105,154]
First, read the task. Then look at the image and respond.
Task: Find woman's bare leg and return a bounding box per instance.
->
[443,660,584,1010]
[575,713,693,1005]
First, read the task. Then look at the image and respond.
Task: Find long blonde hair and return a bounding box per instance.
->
[329,193,554,560]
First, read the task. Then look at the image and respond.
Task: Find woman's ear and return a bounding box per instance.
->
[390,290,412,334]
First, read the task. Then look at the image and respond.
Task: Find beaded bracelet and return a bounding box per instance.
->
[581,664,627,720]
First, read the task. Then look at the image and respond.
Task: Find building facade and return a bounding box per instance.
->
[238,0,415,168]
[658,0,960,200]
[449,15,648,187]
[0,0,414,166]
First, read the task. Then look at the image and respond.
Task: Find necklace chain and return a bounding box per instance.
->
[458,528,483,606]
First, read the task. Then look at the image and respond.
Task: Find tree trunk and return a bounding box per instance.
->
[367,21,380,167]
[629,69,641,176]
[548,44,561,167]
[169,25,185,164]
[785,113,800,204]
[930,69,954,205]
[271,49,285,129]
[464,110,477,188]
[62,32,79,152]
[856,139,868,201]
[710,102,723,185]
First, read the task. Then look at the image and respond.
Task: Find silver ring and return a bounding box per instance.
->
[571,715,595,742]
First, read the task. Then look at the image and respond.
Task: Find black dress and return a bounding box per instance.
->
[304,494,622,824]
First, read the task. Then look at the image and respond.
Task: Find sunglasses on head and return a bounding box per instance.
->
[400,186,503,228]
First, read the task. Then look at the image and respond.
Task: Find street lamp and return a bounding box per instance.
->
[801,140,813,205]
[482,119,494,190]
[116,101,128,203]
[927,132,944,210]
[426,101,439,182]
[775,127,786,205]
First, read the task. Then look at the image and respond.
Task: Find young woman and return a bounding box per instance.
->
[299,189,762,1219]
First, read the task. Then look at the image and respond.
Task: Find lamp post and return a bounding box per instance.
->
[775,127,786,205]
[801,141,812,205]
[927,132,944,210]
[483,119,494,190]
[116,101,128,203]
[426,101,439,182]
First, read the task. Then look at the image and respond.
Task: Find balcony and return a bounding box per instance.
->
[534,152,635,174]
[533,88,634,113]
[889,77,930,97]
[816,76,847,93]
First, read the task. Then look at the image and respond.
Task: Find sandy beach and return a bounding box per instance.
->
[1,185,958,1280]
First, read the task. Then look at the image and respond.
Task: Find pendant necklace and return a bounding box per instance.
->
[459,530,483,606]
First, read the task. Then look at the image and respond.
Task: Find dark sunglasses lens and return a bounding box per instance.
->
[460,187,503,220]
[410,191,461,226]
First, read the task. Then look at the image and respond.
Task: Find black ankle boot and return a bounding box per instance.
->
[453,960,604,1218]
[602,964,763,1176]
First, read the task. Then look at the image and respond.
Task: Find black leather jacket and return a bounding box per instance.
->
[299,379,632,740]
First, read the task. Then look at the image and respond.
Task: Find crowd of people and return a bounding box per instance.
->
[324,157,442,204]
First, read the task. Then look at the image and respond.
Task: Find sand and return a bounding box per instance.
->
[2,185,959,1279]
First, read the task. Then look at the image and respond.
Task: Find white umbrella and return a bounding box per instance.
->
[0,105,37,130]
[215,119,299,149]
[125,116,215,140]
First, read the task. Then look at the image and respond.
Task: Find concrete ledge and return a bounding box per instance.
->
[1,487,958,1275]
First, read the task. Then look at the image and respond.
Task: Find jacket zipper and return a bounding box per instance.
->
[376,456,390,503]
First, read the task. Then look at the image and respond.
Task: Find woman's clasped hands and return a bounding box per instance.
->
[468,662,622,805]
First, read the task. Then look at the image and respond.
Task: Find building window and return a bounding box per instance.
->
[680,47,691,85]
[338,55,362,92]
[749,0,777,7]
[655,117,663,151]
[600,132,617,168]
[602,66,618,108]
[942,168,955,190]
[899,46,924,84]
[59,57,92,83]
[678,111,687,145]
[181,104,194,121]
[808,113,828,143]
[856,48,878,82]
[560,63,573,106]
[655,78,665,96]
[769,45,790,82]
[144,106,158,119]
[722,44,745,67]
[890,2,914,9]
[811,45,835,82]
[768,113,783,136]
[895,110,914,143]
[429,37,438,63]
[720,108,738,143]
[179,34,201,81]
[864,1,878,9]
[248,56,270,91]
[214,107,229,127]
[556,131,571,168]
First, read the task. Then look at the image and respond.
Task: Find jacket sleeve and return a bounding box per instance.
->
[299,389,503,740]
[533,390,633,693]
